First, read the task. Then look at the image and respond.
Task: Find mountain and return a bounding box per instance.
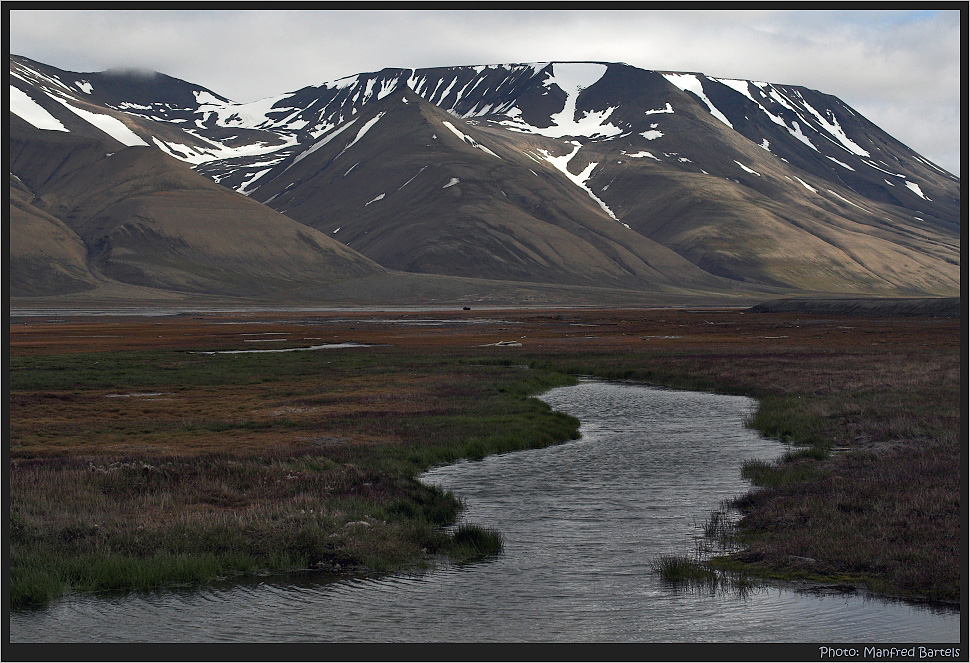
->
[9,59,383,299]
[8,55,960,301]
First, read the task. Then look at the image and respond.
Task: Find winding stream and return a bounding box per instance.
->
[8,381,958,642]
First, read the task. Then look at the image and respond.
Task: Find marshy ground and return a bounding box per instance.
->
[8,306,961,608]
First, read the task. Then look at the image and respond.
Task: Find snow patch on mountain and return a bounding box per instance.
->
[449,70,489,113]
[735,161,761,176]
[10,86,69,131]
[912,154,952,177]
[285,118,358,172]
[441,120,502,158]
[194,92,302,130]
[9,62,74,96]
[644,102,674,115]
[193,90,225,106]
[904,181,930,200]
[827,189,873,214]
[115,101,153,111]
[794,92,870,157]
[746,83,821,152]
[663,73,733,128]
[376,78,399,101]
[238,168,272,195]
[398,166,427,190]
[626,151,660,160]
[826,156,855,170]
[538,143,618,220]
[431,75,460,107]
[787,121,819,152]
[149,136,214,164]
[328,75,358,91]
[498,63,623,139]
[336,112,385,160]
[196,132,299,164]
[863,160,906,177]
[713,78,757,103]
[49,96,148,146]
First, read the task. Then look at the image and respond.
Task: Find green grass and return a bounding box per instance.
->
[8,348,380,392]
[744,395,831,450]
[652,554,718,583]
[740,458,826,488]
[447,524,505,562]
[651,553,762,597]
[10,550,270,609]
[8,349,581,610]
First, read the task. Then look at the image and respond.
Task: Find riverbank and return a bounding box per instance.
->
[9,341,578,609]
[8,306,960,608]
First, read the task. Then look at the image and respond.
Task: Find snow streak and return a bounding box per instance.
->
[538,143,618,220]
[9,86,69,131]
[663,73,733,128]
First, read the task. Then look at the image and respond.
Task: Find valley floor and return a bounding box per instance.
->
[8,305,961,608]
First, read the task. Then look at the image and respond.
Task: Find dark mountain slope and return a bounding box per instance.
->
[10,55,293,164]
[246,88,747,293]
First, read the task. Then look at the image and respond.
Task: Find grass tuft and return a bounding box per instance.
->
[447,524,504,562]
[652,554,717,582]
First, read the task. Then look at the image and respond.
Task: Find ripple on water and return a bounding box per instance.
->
[8,382,959,643]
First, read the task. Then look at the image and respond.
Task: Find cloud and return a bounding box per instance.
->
[8,8,961,175]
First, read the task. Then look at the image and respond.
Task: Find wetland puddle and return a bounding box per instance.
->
[193,342,370,354]
[8,381,958,642]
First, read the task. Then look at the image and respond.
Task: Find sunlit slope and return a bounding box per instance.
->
[561,91,961,294]
[9,121,383,297]
[9,172,101,296]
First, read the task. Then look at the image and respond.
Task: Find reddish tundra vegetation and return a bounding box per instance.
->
[8,306,961,607]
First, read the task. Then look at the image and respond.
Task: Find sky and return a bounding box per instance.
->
[8,8,963,176]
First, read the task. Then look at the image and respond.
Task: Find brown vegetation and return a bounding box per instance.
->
[8,305,961,604]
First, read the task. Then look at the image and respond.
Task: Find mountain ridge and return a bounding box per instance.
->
[8,55,960,302]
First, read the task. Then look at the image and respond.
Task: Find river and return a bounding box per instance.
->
[8,381,958,642]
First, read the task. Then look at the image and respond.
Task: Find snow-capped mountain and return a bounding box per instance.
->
[8,55,960,299]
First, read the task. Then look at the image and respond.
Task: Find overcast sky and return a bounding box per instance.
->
[9,8,963,176]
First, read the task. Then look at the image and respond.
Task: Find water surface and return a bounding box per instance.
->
[8,381,958,642]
